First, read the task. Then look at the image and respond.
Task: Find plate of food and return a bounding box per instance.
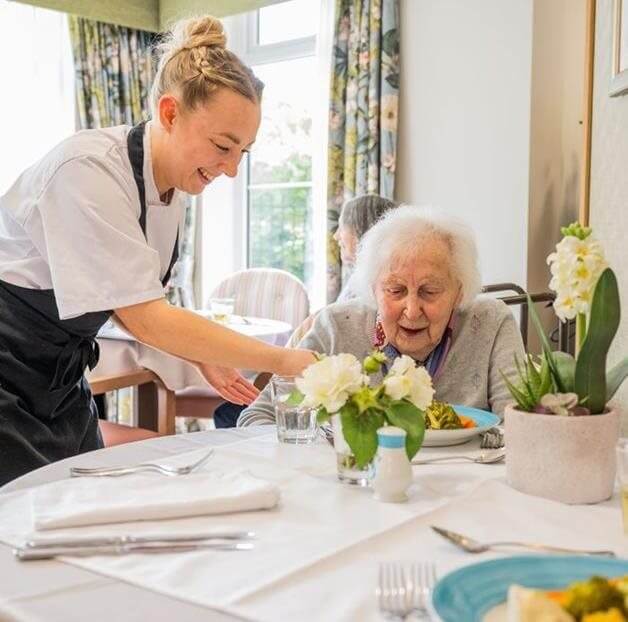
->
[432,555,628,622]
[423,402,500,446]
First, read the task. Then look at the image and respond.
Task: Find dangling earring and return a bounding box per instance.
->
[373,313,386,348]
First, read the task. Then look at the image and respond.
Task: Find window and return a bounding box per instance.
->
[257,0,319,45]
[247,55,315,286]
[201,1,329,309]
[246,0,319,292]
[0,1,75,194]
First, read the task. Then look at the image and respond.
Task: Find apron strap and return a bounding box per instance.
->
[127,122,179,287]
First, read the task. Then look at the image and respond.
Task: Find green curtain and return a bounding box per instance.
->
[326,0,400,302]
[68,16,197,308]
[68,16,155,127]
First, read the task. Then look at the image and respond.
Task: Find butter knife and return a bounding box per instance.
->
[25,530,255,549]
[15,540,254,561]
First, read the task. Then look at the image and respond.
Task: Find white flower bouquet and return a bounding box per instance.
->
[293,351,434,467]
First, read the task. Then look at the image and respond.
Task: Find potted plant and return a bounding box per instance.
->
[504,223,628,504]
[293,352,433,485]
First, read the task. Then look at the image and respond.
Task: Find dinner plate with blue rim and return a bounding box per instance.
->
[423,405,500,447]
[432,555,628,622]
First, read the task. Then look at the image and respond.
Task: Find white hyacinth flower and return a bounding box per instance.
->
[383,354,435,410]
[295,353,366,414]
[547,233,608,322]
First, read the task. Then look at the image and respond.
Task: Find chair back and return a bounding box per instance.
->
[210,268,310,329]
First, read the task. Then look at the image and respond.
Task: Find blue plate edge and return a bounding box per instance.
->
[432,555,628,622]
[451,404,500,430]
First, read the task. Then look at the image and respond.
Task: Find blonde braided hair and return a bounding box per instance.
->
[150,16,263,117]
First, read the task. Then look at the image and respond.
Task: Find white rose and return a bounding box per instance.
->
[295,353,365,414]
[388,354,416,376]
[405,366,435,410]
[383,374,411,401]
[383,355,435,409]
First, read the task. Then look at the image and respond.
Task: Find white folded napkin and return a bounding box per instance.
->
[31,470,280,530]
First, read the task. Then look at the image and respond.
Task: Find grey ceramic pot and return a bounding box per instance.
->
[504,404,620,504]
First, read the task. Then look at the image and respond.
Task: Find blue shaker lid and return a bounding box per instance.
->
[377,426,406,449]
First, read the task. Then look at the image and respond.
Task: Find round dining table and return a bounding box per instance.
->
[0,428,624,622]
[92,314,294,391]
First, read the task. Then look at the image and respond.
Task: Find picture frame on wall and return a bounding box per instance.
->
[610,0,628,95]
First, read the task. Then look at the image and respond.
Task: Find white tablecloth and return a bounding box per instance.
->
[90,315,293,391]
[0,430,624,622]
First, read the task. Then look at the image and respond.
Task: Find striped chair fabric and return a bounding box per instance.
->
[175,269,310,423]
[210,268,310,329]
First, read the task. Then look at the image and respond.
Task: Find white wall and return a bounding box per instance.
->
[589,0,628,424]
[395,0,534,289]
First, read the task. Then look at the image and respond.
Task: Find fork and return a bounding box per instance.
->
[410,561,437,616]
[377,562,436,620]
[69,449,215,477]
[430,526,616,557]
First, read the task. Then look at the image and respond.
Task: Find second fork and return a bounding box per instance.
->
[69,448,215,477]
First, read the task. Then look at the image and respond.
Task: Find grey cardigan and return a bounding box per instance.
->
[237,297,525,427]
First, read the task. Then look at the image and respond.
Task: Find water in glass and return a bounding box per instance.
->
[271,377,317,444]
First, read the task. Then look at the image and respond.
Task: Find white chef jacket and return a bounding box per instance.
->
[0,122,185,320]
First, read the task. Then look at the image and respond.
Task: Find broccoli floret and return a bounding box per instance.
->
[582,608,626,622]
[424,401,463,430]
[564,576,626,620]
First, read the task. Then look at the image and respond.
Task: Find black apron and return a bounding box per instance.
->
[0,122,179,486]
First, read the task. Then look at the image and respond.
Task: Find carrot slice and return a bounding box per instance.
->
[458,415,476,429]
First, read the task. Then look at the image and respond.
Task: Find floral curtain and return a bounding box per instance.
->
[326,0,400,302]
[68,16,197,308]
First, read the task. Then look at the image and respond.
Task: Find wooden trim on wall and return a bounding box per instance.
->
[580,0,597,226]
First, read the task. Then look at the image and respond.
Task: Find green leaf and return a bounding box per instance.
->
[575,268,620,413]
[527,294,566,392]
[340,403,383,468]
[552,351,575,393]
[316,407,331,425]
[384,400,426,460]
[607,356,628,401]
[385,73,399,90]
[285,390,304,407]
[538,354,553,397]
[526,354,542,397]
[514,354,535,403]
[500,371,535,411]
[382,29,399,57]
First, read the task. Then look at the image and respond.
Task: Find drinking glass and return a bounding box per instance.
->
[270,376,317,444]
[209,297,235,323]
[617,439,628,534]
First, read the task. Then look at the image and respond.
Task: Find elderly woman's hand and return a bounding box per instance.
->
[197,364,260,405]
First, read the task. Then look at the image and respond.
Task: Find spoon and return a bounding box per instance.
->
[412,450,505,465]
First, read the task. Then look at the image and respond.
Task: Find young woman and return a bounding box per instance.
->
[0,16,313,484]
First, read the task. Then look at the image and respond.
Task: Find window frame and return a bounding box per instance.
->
[241,7,317,285]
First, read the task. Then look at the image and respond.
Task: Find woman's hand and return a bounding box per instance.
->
[197,364,260,405]
[278,349,318,377]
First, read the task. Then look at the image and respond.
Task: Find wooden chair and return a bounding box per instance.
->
[89,368,176,446]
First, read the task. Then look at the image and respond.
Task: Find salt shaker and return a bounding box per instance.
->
[372,426,413,503]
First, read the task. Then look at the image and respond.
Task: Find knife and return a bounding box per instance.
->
[25,530,256,549]
[15,540,254,561]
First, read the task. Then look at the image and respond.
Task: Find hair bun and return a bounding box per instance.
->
[181,16,227,51]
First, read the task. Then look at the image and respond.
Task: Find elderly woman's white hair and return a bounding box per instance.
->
[350,205,482,309]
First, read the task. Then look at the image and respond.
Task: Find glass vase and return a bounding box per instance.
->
[332,415,374,486]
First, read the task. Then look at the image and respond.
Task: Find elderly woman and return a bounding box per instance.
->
[212,193,397,429]
[238,205,524,427]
